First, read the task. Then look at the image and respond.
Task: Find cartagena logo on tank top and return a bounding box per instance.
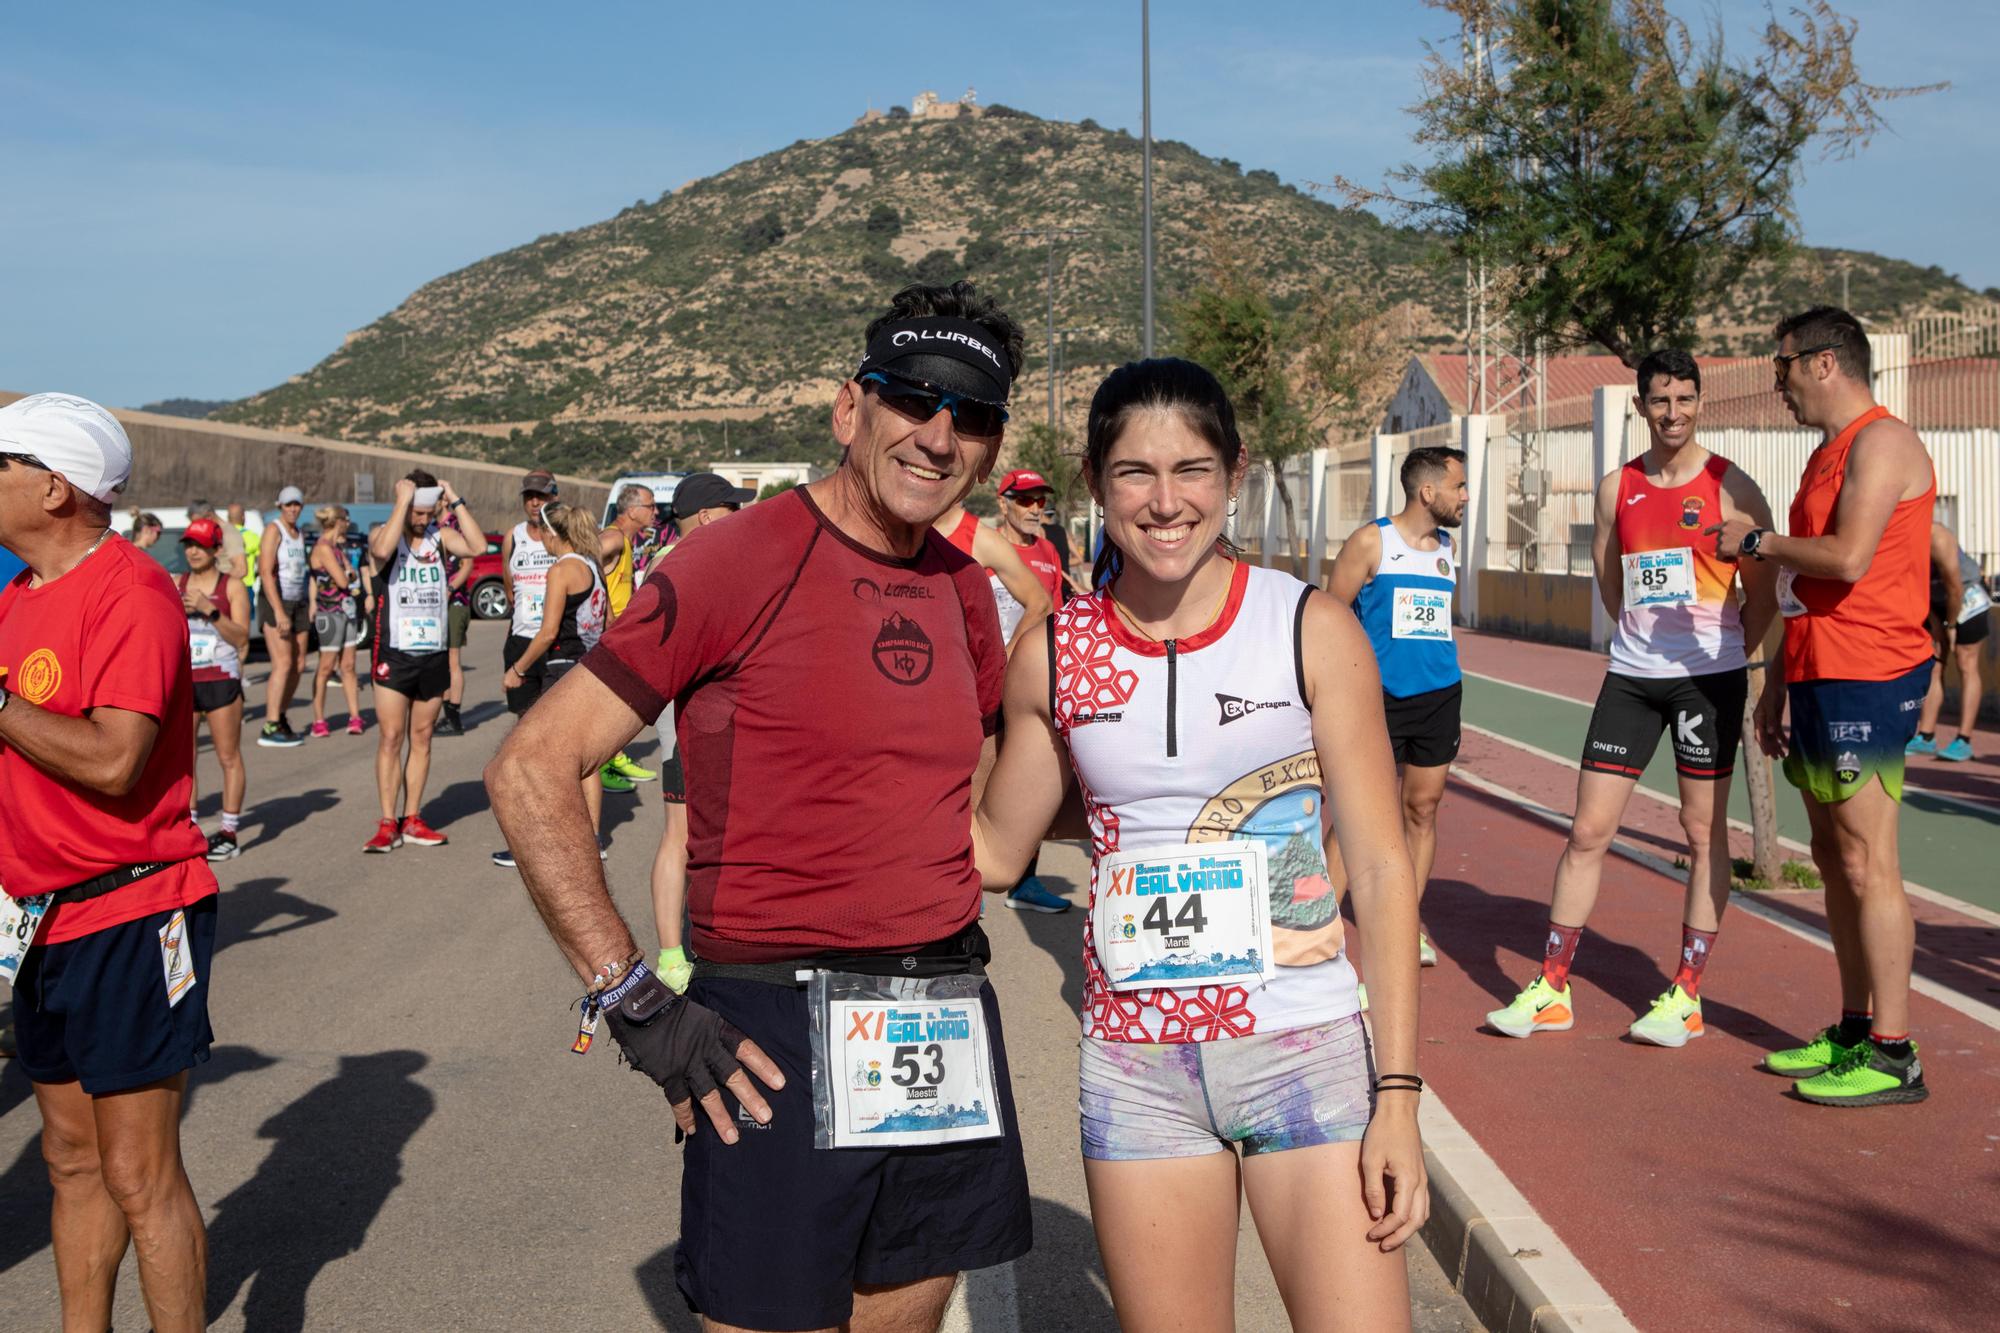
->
[1679,496,1705,529]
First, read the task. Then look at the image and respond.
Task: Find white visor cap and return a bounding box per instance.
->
[0,393,133,503]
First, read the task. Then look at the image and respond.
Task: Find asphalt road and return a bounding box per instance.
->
[0,619,1479,1331]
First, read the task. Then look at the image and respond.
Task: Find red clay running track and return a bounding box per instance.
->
[1386,781,2000,1332]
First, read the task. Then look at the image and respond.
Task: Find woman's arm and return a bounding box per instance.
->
[213,577,253,654]
[971,620,1071,888]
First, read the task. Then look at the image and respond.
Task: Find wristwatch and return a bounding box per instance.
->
[0,680,11,714]
[1740,528,1768,561]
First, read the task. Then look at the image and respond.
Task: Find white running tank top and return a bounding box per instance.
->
[549,551,608,658]
[989,571,1026,643]
[384,529,450,654]
[274,521,308,603]
[509,520,555,637]
[1055,560,1360,1043]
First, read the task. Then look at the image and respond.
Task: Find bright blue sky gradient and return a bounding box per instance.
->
[4,0,1990,407]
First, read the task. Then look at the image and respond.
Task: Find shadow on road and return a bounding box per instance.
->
[0,1045,277,1280]
[205,1049,434,1330]
[424,778,494,831]
[634,1193,1115,1332]
[216,878,339,955]
[1005,850,1089,1018]
[246,787,341,850]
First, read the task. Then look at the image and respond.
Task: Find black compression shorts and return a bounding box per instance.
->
[1581,669,1747,782]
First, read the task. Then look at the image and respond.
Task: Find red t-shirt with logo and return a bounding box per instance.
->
[0,538,218,943]
[1013,533,1064,605]
[582,488,1005,963]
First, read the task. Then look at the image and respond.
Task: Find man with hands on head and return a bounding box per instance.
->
[487,281,1032,1333]
[1706,306,1938,1107]
[362,471,484,853]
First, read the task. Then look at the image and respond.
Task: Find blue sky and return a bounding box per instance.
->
[3,0,1990,408]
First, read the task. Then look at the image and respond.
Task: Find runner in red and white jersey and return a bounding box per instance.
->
[488,283,1033,1332]
[1488,349,1777,1048]
[177,517,253,860]
[935,500,1049,651]
[974,358,1426,1328]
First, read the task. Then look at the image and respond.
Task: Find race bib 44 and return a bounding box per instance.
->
[1092,841,1274,992]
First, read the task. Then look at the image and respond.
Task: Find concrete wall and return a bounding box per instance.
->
[1475,570,1595,649]
[0,392,610,522]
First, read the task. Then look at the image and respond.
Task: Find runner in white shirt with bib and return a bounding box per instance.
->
[362,471,485,853]
[975,358,1428,1331]
[501,471,561,716]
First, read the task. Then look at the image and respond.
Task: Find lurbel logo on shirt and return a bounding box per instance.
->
[1216,693,1292,726]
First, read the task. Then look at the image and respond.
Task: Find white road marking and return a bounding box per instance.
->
[1449,765,2000,1033]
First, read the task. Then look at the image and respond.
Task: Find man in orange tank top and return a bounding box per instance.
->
[1488,350,1777,1048]
[1708,306,1937,1107]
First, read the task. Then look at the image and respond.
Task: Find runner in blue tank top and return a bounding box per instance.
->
[1330,447,1468,969]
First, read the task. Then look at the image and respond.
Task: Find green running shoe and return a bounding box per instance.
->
[609,751,658,782]
[1418,933,1438,967]
[1628,984,1704,1048]
[1485,975,1574,1039]
[1793,1041,1928,1107]
[598,765,638,794]
[1762,1026,1864,1078]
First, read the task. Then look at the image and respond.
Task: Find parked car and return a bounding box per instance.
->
[467,535,508,620]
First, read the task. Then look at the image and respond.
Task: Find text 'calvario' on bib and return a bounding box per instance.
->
[1092,840,1275,993]
[1622,547,1697,608]
[809,972,1001,1150]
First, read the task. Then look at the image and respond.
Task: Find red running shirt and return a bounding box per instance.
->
[0,538,218,943]
[1782,406,1937,683]
[583,489,1006,963]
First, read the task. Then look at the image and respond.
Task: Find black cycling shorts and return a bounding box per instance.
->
[1581,669,1747,782]
[1381,681,1462,769]
[372,647,449,702]
[1930,598,1992,649]
[673,976,1032,1329]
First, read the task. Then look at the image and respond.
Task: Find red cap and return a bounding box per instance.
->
[997,469,1052,497]
[181,517,225,550]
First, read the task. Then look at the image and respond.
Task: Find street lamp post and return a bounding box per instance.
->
[1007,227,1090,432]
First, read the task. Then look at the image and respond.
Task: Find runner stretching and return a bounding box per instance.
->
[255,485,311,747]
[1711,307,1938,1106]
[179,517,252,860]
[1329,445,1469,968]
[1908,520,1988,761]
[974,358,1427,1330]
[364,471,484,852]
[1489,349,1776,1046]
[490,282,1033,1332]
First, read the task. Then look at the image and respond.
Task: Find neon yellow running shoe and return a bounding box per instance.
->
[609,752,657,782]
[1762,1026,1864,1078]
[1628,985,1704,1048]
[1793,1041,1928,1107]
[598,765,638,794]
[1485,975,1574,1039]
[1418,933,1438,967]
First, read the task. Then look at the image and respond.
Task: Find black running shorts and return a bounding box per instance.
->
[372,647,449,702]
[1580,669,1747,782]
[502,634,545,715]
[192,678,243,714]
[672,975,1032,1329]
[1382,681,1463,768]
[1929,597,1992,649]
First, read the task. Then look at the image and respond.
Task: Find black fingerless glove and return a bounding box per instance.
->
[599,962,749,1105]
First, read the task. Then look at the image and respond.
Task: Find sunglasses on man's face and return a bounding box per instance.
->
[0,451,51,472]
[1772,342,1841,376]
[860,372,1008,439]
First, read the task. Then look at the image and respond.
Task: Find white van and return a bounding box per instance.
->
[601,473,684,528]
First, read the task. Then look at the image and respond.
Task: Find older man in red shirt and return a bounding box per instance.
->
[0,393,218,1333]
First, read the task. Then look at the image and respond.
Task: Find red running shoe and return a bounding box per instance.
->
[362,819,402,853]
[400,814,448,846]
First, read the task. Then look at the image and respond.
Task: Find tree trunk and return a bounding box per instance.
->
[1274,469,1302,579]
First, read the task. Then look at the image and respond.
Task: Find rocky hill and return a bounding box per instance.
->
[219,107,1985,477]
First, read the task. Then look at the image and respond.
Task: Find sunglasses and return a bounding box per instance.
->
[1003,492,1050,509]
[1772,342,1841,375]
[0,451,51,471]
[860,372,1008,438]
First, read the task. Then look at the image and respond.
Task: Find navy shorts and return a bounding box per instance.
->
[14,896,218,1095]
[1784,660,1929,803]
[673,976,1032,1330]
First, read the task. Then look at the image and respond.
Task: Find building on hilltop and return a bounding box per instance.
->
[855,88,981,127]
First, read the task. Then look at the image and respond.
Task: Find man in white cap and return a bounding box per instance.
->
[0,393,220,1333]
[256,484,312,747]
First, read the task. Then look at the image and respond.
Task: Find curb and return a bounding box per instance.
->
[1419,1094,1636,1333]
